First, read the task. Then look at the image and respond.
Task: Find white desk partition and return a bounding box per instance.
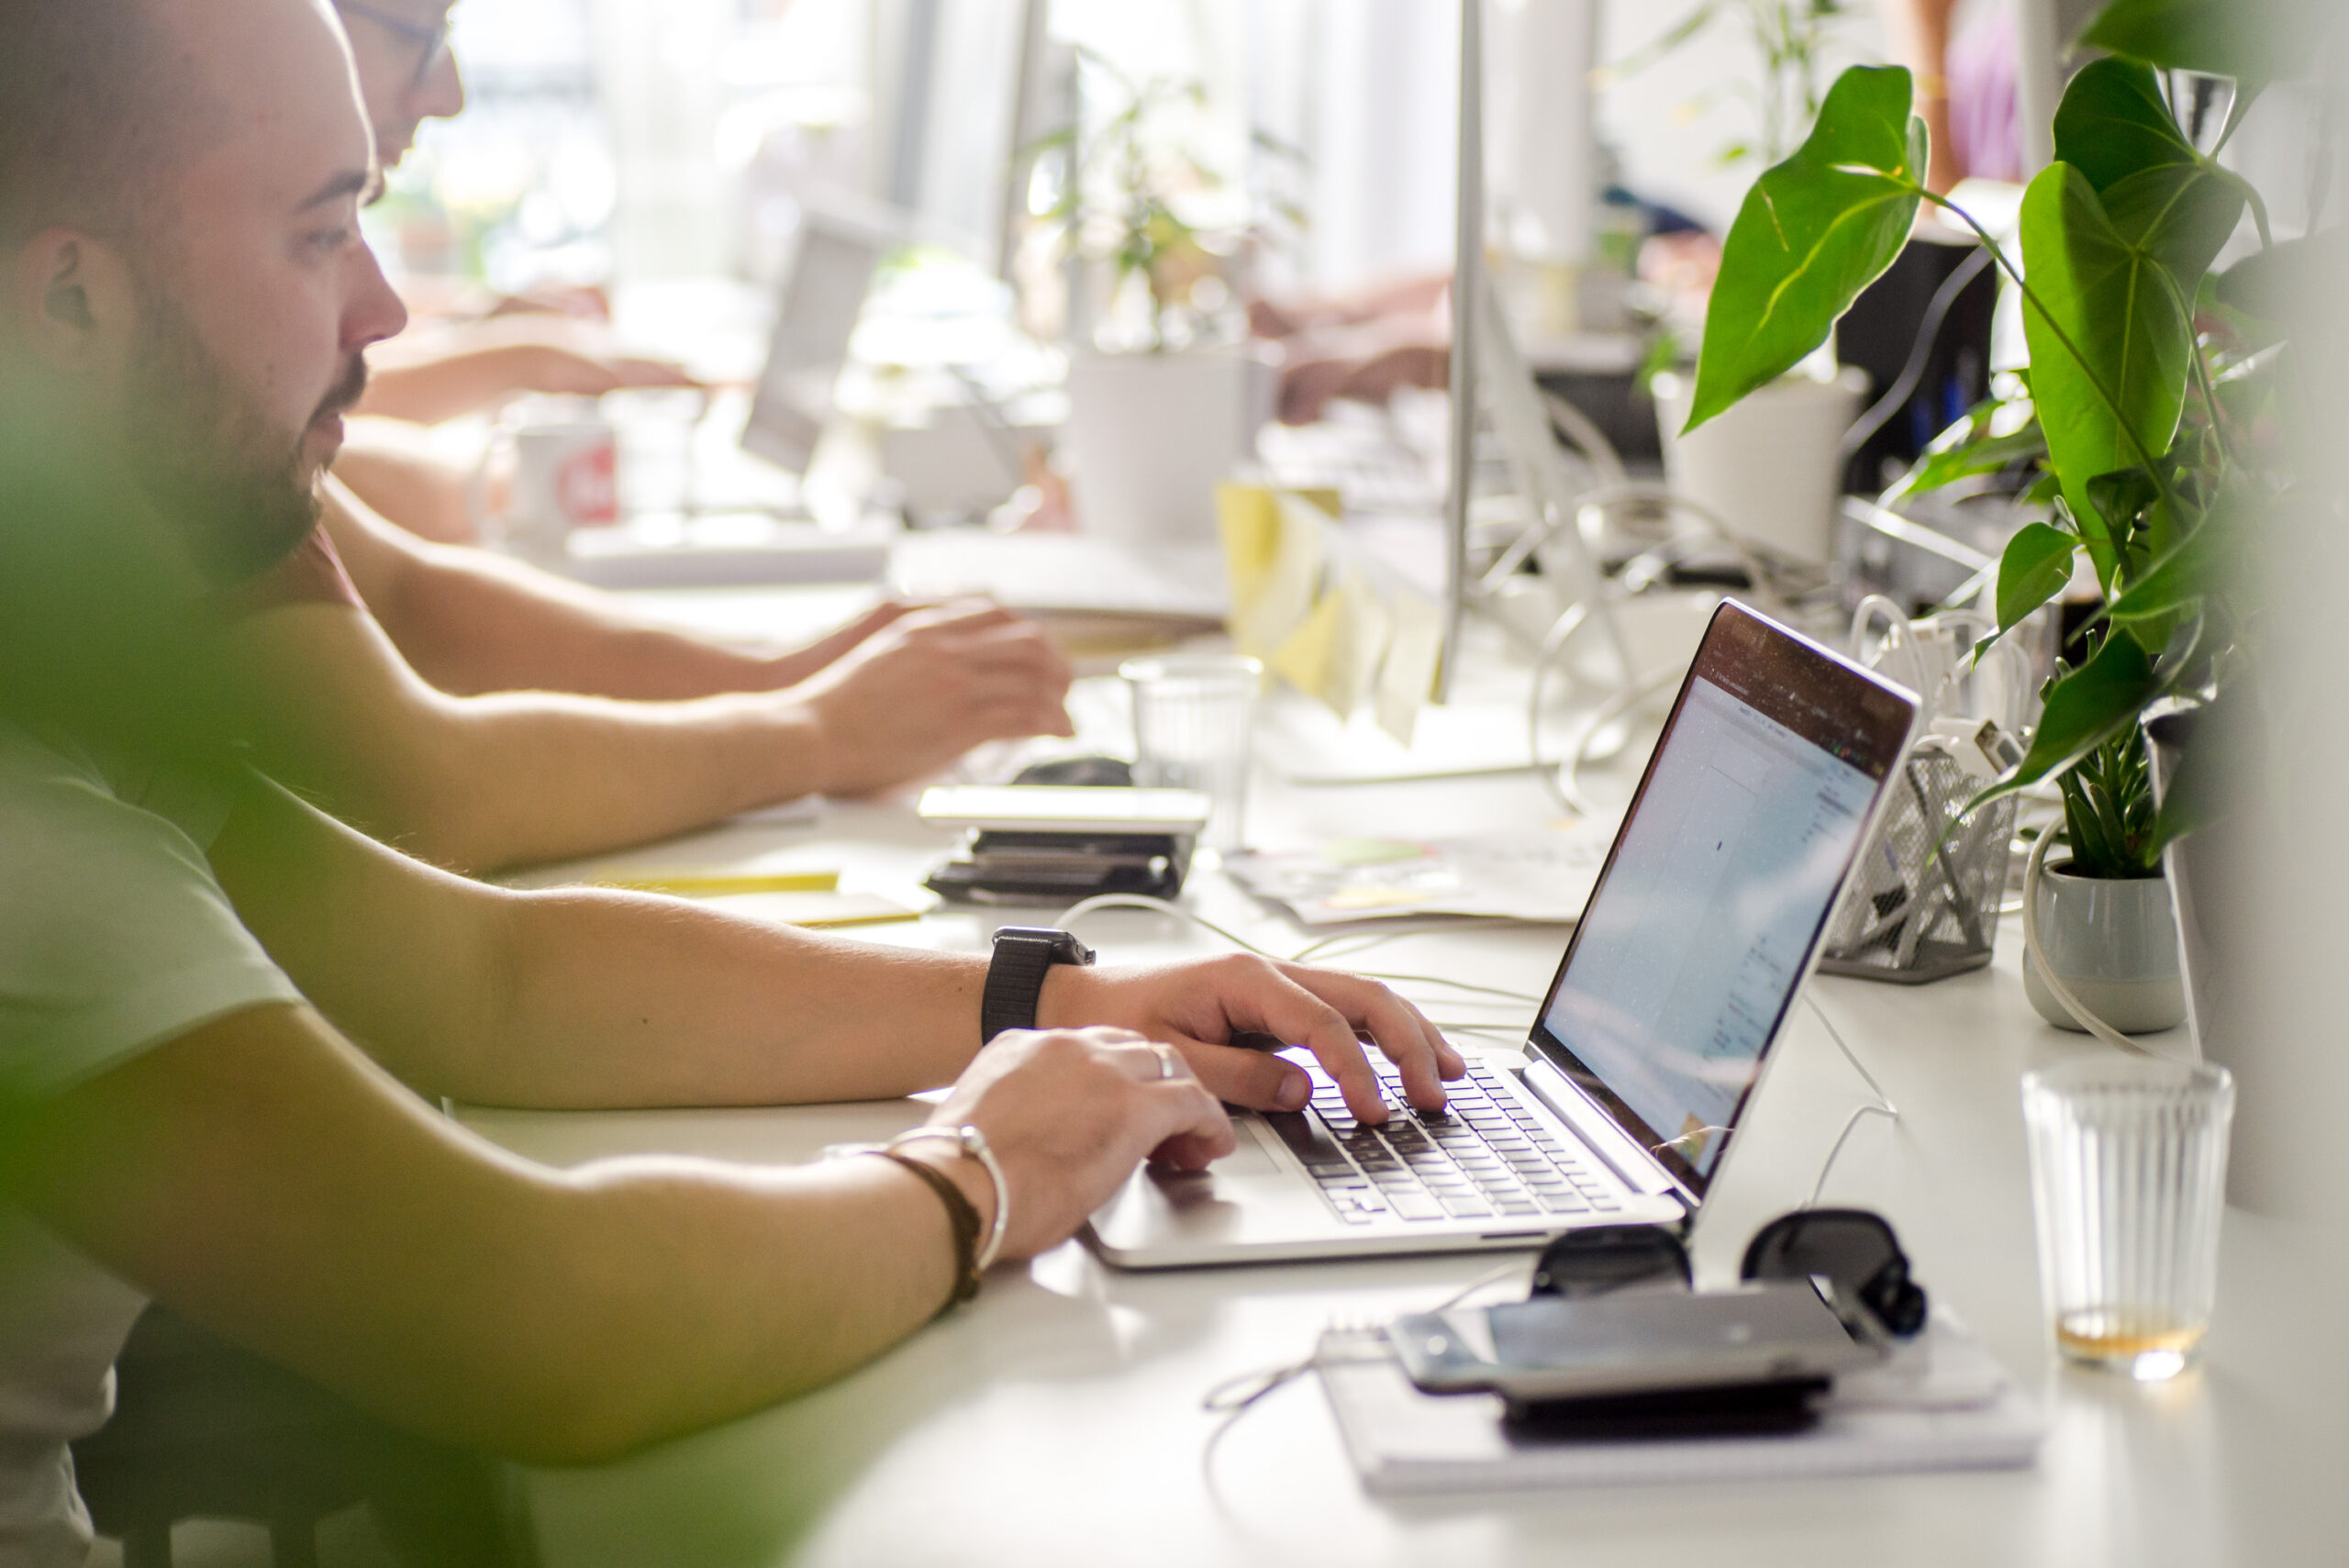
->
[458,585,2344,1568]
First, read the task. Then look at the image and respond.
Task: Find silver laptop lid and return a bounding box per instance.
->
[1526,600,1918,1204]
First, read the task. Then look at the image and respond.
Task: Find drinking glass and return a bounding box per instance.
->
[1120,655,1262,853]
[2021,1055,2234,1382]
[607,387,707,519]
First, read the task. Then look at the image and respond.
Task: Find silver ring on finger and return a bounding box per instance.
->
[1152,1043,1180,1081]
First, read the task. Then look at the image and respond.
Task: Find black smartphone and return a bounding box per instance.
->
[1389,1278,1886,1402]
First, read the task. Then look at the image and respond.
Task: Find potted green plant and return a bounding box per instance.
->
[1617,0,1872,564]
[1680,1,2281,1035]
[1024,52,1302,544]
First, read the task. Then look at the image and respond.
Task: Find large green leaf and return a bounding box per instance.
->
[2106,517,2224,624]
[2018,162,2193,539]
[1968,630,2161,811]
[2099,165,2246,293]
[2051,57,2197,195]
[1685,66,1923,432]
[1996,522,2078,633]
[2052,60,2246,287]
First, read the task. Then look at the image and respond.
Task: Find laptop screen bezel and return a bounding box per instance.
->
[1521,600,1918,1201]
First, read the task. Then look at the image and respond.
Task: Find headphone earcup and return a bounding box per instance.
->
[1864,1262,1929,1338]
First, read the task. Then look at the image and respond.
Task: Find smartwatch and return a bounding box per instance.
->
[981,926,1096,1043]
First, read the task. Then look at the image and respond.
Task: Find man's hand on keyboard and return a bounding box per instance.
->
[1037,955,1464,1125]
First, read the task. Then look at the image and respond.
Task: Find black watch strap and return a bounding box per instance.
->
[981,927,1096,1044]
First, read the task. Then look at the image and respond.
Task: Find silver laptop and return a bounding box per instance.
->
[740,199,904,476]
[1088,601,1920,1267]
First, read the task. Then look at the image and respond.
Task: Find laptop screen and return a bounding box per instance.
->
[1528,602,1915,1198]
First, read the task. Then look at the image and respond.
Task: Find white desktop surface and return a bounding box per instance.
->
[457,595,2343,1568]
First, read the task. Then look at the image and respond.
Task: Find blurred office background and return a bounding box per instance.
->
[361,0,1887,303]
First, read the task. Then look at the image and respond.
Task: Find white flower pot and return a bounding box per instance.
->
[1652,367,1869,564]
[1064,348,1275,544]
[2022,860,2188,1035]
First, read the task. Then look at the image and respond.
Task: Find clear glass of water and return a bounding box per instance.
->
[607,387,706,520]
[1120,654,1262,854]
[2021,1055,2234,1382]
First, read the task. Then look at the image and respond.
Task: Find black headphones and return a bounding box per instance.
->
[1530,1207,1929,1340]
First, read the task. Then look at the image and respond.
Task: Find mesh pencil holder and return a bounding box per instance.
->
[1820,595,2029,984]
[1820,741,2015,983]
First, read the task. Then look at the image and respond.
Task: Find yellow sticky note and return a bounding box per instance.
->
[1328,571,1392,719]
[1375,588,1443,747]
[1215,482,1282,612]
[1273,569,1391,720]
[1230,491,1327,660]
[592,870,840,896]
[1270,588,1343,705]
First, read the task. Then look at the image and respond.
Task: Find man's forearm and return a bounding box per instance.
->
[323,489,802,700]
[4,1008,969,1466]
[436,888,989,1109]
[218,605,835,871]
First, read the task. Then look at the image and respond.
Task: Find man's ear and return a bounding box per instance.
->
[7,229,139,374]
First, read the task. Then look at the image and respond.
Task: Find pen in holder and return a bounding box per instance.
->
[1819,599,2028,984]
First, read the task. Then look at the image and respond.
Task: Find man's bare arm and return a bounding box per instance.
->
[208,590,1074,872]
[208,775,1463,1121]
[0,1006,1230,1464]
[320,481,902,699]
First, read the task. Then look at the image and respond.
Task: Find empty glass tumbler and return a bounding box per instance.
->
[1120,655,1261,853]
[2021,1055,2234,1382]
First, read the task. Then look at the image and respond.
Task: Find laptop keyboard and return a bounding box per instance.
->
[1262,1056,1628,1225]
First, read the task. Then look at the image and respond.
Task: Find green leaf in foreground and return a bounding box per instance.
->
[1996,522,2077,633]
[2018,161,2193,542]
[1887,417,2046,501]
[2054,59,2246,289]
[2104,502,2230,624]
[2052,58,2199,196]
[1968,630,2161,812]
[1685,65,1923,433]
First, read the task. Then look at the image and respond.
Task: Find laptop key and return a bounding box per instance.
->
[1389,1192,1446,1220]
[1441,1196,1494,1218]
[1537,1191,1591,1213]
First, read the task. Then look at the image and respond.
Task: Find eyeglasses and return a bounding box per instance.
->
[1531,1207,1930,1339]
[335,0,453,94]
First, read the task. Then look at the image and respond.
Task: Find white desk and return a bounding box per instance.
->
[462,591,2346,1568]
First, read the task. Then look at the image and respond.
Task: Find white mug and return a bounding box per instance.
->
[473,401,619,557]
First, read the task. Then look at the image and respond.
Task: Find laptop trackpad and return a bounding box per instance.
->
[1194,1120,1283,1179]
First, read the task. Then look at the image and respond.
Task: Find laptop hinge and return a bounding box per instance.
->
[1520,1059,1686,1200]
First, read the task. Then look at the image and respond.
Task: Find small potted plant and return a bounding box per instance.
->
[1619,0,1872,564]
[1022,51,1302,544]
[1679,5,2277,1035]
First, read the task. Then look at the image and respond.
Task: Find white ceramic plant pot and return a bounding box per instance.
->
[1652,367,1869,564]
[2022,860,2188,1035]
[1064,347,1275,544]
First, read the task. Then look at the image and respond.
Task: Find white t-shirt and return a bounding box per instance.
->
[0,718,302,1568]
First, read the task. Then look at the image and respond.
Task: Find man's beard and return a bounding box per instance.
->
[118,283,366,588]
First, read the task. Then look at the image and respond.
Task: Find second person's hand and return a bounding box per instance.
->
[789,600,1074,795]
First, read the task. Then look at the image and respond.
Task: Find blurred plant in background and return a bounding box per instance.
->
[1022,48,1306,353]
[1603,0,1861,170]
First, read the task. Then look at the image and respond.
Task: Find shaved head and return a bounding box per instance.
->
[0,0,231,250]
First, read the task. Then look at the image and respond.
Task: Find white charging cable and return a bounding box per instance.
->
[2018,828,2153,1056]
[1800,990,1903,1209]
[1056,893,1544,1006]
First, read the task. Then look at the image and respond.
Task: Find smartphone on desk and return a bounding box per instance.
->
[1390,1279,1886,1402]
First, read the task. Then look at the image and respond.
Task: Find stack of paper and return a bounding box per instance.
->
[1225,823,1619,927]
